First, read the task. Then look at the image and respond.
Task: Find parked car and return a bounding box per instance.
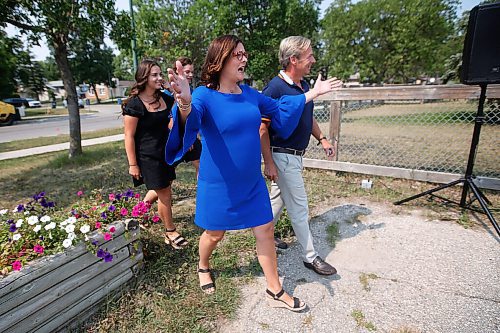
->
[2,97,29,108]
[63,98,85,108]
[26,98,42,108]
[0,101,17,126]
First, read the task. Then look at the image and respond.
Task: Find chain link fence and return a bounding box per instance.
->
[304,85,500,188]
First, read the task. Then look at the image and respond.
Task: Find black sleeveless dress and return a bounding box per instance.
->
[123,93,176,190]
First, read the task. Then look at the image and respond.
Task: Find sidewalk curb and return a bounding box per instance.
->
[0,134,124,161]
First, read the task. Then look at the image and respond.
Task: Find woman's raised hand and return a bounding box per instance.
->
[312,73,343,97]
[167,60,192,108]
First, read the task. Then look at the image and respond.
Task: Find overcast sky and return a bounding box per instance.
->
[6,0,481,61]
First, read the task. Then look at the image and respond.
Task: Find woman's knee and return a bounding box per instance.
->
[204,230,225,243]
[253,222,274,239]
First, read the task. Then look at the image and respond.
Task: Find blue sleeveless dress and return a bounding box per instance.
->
[166,85,305,230]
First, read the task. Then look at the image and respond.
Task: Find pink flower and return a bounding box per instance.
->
[104,233,112,241]
[95,222,102,229]
[152,215,160,223]
[77,190,84,197]
[12,261,22,271]
[120,208,128,216]
[33,244,44,254]
[135,193,141,199]
[91,206,98,211]
[109,226,116,233]
[108,193,116,201]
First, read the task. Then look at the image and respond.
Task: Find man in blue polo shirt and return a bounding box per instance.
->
[260,36,342,275]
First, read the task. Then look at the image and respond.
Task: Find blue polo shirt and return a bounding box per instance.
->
[262,73,313,151]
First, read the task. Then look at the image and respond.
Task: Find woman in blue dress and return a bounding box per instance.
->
[166,35,338,311]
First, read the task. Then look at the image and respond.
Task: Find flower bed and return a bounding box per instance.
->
[0,190,157,332]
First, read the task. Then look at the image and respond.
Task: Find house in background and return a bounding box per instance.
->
[82,79,134,101]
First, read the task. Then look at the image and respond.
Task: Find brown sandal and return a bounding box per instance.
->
[266,289,306,312]
[164,228,188,249]
[198,267,215,294]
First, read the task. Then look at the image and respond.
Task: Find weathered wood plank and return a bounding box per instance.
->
[0,220,138,297]
[316,84,500,101]
[4,251,142,333]
[302,159,500,190]
[0,227,139,314]
[328,101,341,162]
[35,268,135,333]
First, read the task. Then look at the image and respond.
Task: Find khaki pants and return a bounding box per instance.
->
[270,152,317,263]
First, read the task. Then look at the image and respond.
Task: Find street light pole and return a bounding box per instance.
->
[129,0,138,73]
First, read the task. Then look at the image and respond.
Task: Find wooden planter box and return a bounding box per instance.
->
[0,219,143,333]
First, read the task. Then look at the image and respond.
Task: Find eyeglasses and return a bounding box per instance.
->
[232,50,249,61]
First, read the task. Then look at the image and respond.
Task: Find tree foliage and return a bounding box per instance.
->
[1,0,116,157]
[0,31,19,98]
[321,0,459,83]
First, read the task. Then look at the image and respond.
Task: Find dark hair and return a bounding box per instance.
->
[173,56,193,75]
[122,59,162,113]
[201,35,243,90]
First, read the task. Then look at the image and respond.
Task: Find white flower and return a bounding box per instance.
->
[24,211,29,215]
[44,222,56,230]
[0,209,8,215]
[40,215,51,223]
[67,232,76,240]
[33,225,41,233]
[62,238,72,248]
[65,224,75,233]
[27,215,39,225]
[80,224,91,234]
[60,220,68,226]
[16,219,23,228]
[67,216,77,224]
[12,233,21,241]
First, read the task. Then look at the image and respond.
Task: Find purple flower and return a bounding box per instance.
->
[101,212,107,219]
[16,204,24,212]
[9,224,17,232]
[39,236,44,240]
[91,240,98,246]
[115,194,122,200]
[96,249,105,258]
[108,205,116,212]
[125,190,134,198]
[104,252,113,262]
[7,219,13,224]
[47,202,55,208]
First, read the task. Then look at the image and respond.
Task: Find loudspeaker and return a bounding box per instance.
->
[461,2,500,85]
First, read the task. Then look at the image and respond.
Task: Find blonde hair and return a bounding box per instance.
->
[278,36,311,70]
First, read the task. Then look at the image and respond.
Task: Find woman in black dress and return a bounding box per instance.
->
[122,59,188,249]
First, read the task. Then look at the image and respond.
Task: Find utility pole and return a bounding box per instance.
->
[129,0,138,73]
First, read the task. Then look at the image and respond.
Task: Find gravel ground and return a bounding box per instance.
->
[219,199,500,333]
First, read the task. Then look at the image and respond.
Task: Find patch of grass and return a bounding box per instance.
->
[350,111,476,126]
[274,210,294,239]
[359,272,379,291]
[390,326,421,333]
[457,211,474,229]
[0,127,123,152]
[24,107,95,117]
[326,222,340,247]
[351,309,377,331]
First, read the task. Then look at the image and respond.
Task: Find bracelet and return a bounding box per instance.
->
[317,136,328,145]
[129,164,138,167]
[179,101,191,110]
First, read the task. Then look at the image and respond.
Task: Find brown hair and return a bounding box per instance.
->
[201,35,243,90]
[175,56,192,69]
[122,59,162,113]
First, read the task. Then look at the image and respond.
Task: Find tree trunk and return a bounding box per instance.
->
[53,38,82,158]
[91,83,101,104]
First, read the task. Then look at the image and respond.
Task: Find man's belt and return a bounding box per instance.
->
[271,146,305,156]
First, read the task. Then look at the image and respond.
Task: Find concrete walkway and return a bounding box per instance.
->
[220,200,500,333]
[0,135,123,160]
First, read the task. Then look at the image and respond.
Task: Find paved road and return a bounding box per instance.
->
[0,104,123,143]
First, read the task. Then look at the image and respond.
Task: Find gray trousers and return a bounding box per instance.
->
[270,152,317,263]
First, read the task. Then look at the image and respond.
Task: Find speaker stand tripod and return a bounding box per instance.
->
[395,84,499,237]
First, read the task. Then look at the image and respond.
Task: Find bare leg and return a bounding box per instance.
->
[156,186,186,248]
[198,229,225,292]
[191,160,200,179]
[143,190,158,204]
[252,222,296,307]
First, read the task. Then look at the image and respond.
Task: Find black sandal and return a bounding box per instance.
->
[198,267,216,294]
[266,289,306,312]
[164,228,188,249]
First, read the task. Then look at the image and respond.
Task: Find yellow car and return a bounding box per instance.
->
[0,100,17,126]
